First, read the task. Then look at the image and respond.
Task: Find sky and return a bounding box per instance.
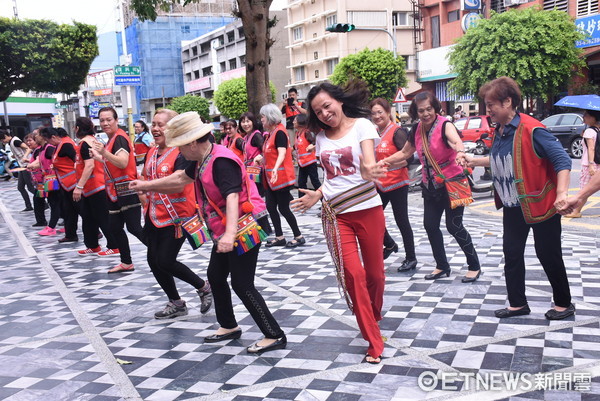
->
[0,0,287,34]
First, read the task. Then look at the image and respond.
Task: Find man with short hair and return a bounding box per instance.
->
[0,129,34,211]
[280,87,307,130]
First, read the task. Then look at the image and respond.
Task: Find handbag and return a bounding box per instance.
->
[420,123,473,209]
[246,165,262,183]
[36,183,48,198]
[180,214,210,250]
[43,173,60,192]
[202,177,267,255]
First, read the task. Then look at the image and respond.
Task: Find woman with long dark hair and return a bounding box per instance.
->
[73,117,118,255]
[292,81,388,364]
[239,112,265,196]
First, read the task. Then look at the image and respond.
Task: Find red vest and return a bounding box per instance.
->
[224,133,244,161]
[263,123,296,190]
[105,129,138,202]
[52,136,78,191]
[144,146,195,227]
[295,128,317,167]
[75,136,106,197]
[375,123,410,192]
[195,145,267,238]
[493,113,558,224]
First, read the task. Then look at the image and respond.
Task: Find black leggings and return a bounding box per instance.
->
[47,191,61,229]
[422,187,480,271]
[33,195,47,226]
[80,190,117,249]
[297,163,321,192]
[379,186,416,260]
[17,171,34,209]
[265,186,301,238]
[145,219,206,301]
[108,203,144,265]
[208,244,284,339]
[60,188,79,239]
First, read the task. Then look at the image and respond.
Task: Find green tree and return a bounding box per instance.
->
[448,7,585,100]
[130,0,275,116]
[0,18,99,102]
[330,48,407,103]
[166,94,210,121]
[213,76,276,119]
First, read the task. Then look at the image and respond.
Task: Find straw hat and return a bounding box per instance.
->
[165,111,213,147]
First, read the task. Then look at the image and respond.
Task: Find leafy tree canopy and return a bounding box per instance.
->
[166,94,210,121]
[213,77,276,119]
[330,48,407,103]
[448,7,585,100]
[0,18,99,102]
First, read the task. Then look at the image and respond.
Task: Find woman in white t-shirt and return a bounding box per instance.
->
[565,109,600,218]
[291,81,388,364]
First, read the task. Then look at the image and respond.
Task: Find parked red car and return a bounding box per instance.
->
[454,115,495,155]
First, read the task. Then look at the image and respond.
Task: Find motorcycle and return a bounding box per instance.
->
[0,148,19,181]
[464,138,494,196]
[407,152,422,191]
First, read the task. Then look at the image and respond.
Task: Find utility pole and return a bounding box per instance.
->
[3,0,19,129]
[118,0,135,141]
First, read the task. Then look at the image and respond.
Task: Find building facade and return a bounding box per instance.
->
[121,0,236,122]
[284,0,420,112]
[180,10,289,116]
[416,0,600,114]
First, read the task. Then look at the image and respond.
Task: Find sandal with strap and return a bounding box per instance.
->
[265,238,286,247]
[365,354,382,364]
[286,236,306,248]
[108,263,135,274]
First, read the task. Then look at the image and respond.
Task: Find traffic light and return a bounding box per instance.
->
[326,23,356,33]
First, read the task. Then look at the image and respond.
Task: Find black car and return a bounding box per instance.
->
[541,113,585,158]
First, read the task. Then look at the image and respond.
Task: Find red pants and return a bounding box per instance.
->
[337,206,385,358]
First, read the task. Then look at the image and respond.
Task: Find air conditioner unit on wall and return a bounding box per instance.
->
[503,0,529,7]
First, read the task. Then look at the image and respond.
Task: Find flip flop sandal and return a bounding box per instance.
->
[108,264,135,274]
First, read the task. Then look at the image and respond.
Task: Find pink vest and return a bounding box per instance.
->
[414,115,463,183]
[39,144,56,176]
[30,149,44,183]
[195,145,267,239]
[243,130,263,166]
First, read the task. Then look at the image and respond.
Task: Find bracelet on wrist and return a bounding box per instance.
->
[76,185,84,189]
[456,150,465,154]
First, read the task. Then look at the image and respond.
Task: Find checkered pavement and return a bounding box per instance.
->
[0,178,599,400]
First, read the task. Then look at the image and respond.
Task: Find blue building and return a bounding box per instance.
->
[121,15,234,121]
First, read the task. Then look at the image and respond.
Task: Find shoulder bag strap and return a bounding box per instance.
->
[420,123,445,179]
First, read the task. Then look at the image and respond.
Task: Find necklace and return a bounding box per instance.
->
[200,143,213,164]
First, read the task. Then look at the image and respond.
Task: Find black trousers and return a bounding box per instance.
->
[145,219,206,301]
[60,187,79,239]
[422,187,480,271]
[297,163,321,192]
[380,186,416,260]
[502,207,571,308]
[265,186,301,238]
[17,171,34,209]
[108,203,144,265]
[208,244,284,339]
[33,195,47,226]
[80,190,117,249]
[47,191,61,229]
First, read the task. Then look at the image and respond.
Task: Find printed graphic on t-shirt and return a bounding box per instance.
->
[321,146,355,179]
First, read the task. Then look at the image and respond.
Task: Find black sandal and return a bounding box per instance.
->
[286,236,306,248]
[265,238,286,247]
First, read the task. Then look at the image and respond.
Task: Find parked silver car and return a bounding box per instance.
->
[541,113,585,158]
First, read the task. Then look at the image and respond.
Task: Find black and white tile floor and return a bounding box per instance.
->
[0,180,599,400]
